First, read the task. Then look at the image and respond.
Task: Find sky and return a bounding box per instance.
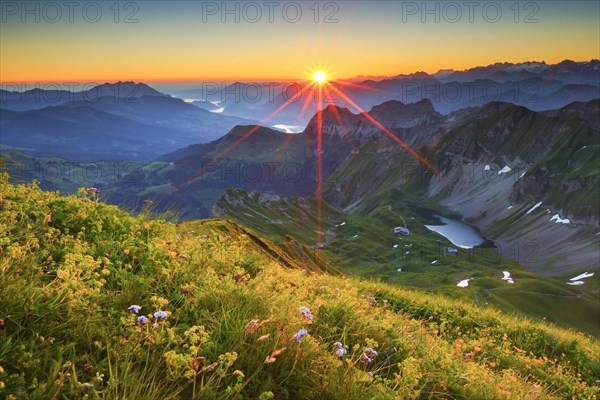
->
[1,1,599,83]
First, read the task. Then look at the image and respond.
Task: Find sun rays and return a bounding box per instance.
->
[184,71,441,263]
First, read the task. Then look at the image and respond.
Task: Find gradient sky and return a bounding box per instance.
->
[1,1,599,83]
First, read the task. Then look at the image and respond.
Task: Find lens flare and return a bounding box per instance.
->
[313,70,327,84]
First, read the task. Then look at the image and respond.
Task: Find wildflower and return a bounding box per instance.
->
[128,305,141,313]
[264,355,277,364]
[182,288,190,296]
[233,370,244,377]
[366,348,378,357]
[137,316,148,324]
[201,362,219,373]
[86,187,99,195]
[179,254,188,260]
[333,341,348,356]
[382,299,388,304]
[192,356,207,371]
[299,307,314,322]
[368,372,374,377]
[362,353,373,363]
[245,319,260,334]
[292,328,308,343]
[154,311,168,319]
[123,249,130,255]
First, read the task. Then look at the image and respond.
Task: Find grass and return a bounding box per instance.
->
[1,175,599,399]
[218,187,600,337]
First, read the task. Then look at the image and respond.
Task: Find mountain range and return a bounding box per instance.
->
[172,59,600,126]
[84,97,599,280]
[0,82,255,161]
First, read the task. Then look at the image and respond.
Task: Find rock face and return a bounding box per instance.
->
[302,99,443,143]
[367,99,442,129]
[320,100,599,273]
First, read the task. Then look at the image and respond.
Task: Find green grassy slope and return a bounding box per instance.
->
[217,188,600,337]
[1,175,600,399]
[0,176,600,399]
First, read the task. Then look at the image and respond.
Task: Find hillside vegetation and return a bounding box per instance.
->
[1,175,599,399]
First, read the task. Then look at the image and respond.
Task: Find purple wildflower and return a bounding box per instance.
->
[153,311,168,319]
[336,348,347,357]
[182,288,190,296]
[128,305,142,314]
[299,307,314,321]
[292,328,308,343]
[137,316,148,324]
[362,353,373,363]
[333,341,347,357]
[366,348,378,357]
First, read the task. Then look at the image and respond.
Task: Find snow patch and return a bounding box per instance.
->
[502,271,514,284]
[567,281,585,286]
[393,244,399,248]
[431,260,438,264]
[507,206,513,210]
[457,278,472,288]
[484,164,491,171]
[351,234,358,239]
[339,222,346,226]
[550,214,570,224]
[498,166,512,175]
[519,171,526,179]
[526,202,542,215]
[272,124,302,133]
[570,272,594,281]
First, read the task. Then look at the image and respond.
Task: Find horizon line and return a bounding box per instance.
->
[1,58,597,86]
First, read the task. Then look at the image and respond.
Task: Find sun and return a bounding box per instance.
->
[313,70,327,84]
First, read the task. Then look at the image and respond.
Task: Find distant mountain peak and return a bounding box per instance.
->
[302,98,442,141]
[88,81,166,98]
[302,105,363,140]
[394,71,432,80]
[367,98,441,129]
